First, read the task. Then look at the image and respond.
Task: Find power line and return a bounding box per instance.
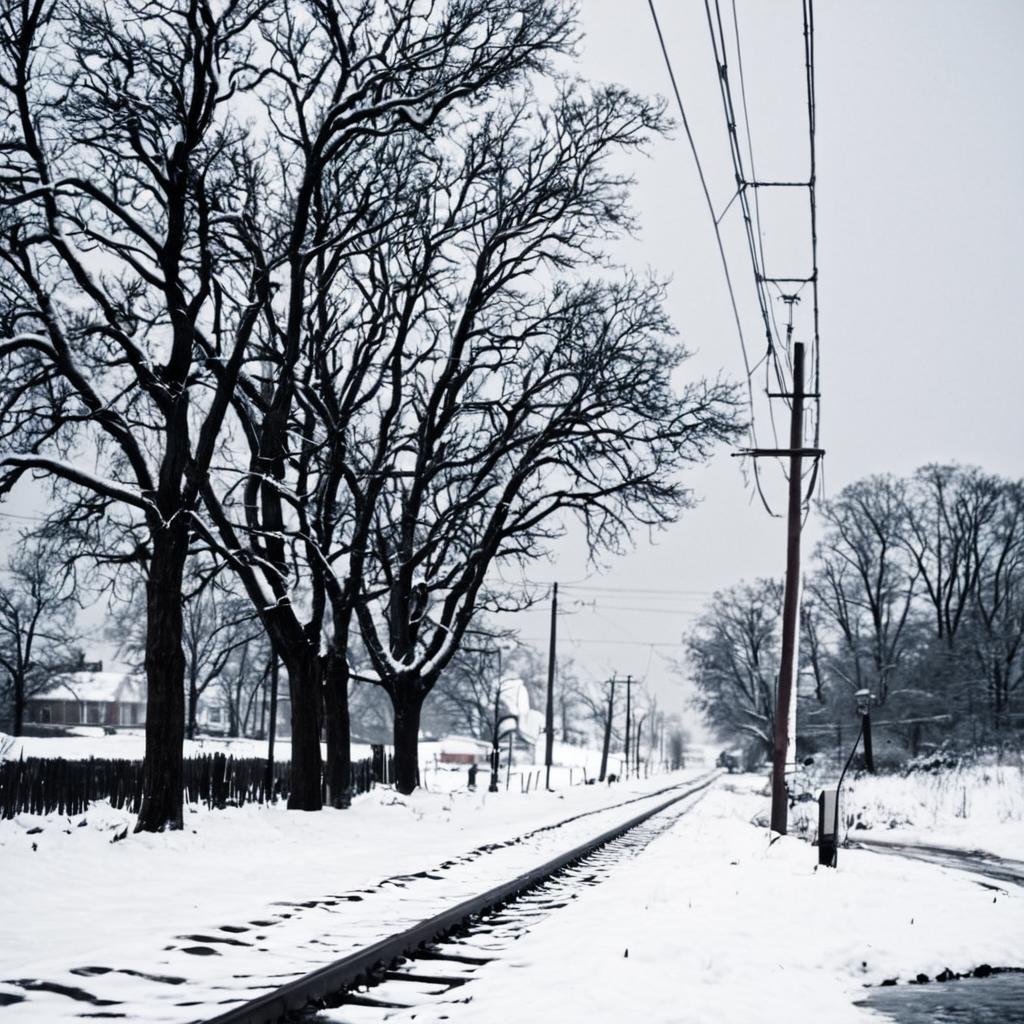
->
[562,583,713,596]
[580,605,703,616]
[646,0,781,517]
[520,636,680,648]
[704,0,823,511]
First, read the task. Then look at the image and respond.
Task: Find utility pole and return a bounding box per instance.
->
[770,341,807,835]
[623,674,633,775]
[599,676,616,782]
[544,583,557,790]
[635,713,646,778]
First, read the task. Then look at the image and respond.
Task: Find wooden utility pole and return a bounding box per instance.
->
[599,676,616,782]
[544,583,557,789]
[635,714,646,778]
[770,341,807,835]
[623,674,633,774]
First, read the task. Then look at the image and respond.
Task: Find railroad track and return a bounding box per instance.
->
[206,773,719,1024]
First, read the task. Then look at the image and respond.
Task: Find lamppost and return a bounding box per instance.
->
[855,688,875,773]
[821,688,876,868]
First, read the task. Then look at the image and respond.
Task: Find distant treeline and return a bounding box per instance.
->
[687,465,1024,766]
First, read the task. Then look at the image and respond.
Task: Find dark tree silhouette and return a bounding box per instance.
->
[192,0,576,810]
[328,86,743,792]
[686,579,782,759]
[0,0,274,830]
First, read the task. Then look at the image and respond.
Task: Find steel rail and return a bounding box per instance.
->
[205,773,720,1024]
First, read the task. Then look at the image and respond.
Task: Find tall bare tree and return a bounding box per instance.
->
[809,476,919,705]
[327,85,741,792]
[0,0,276,829]
[686,579,782,758]
[192,0,577,811]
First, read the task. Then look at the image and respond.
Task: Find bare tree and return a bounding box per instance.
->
[0,536,80,733]
[0,0,275,830]
[686,579,782,758]
[902,465,1000,646]
[965,478,1024,726]
[194,0,577,811]
[334,86,741,792]
[809,476,919,705]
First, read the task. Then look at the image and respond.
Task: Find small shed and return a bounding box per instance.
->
[437,735,492,764]
[26,671,147,729]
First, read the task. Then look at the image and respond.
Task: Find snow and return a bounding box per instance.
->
[31,671,144,704]
[788,760,1024,861]
[4,747,1021,1023]
[3,730,371,765]
[0,766,705,1021]
[384,776,1024,1024]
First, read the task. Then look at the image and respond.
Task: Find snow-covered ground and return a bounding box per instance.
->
[3,729,370,764]
[384,776,1024,1024]
[786,759,1024,860]
[3,748,1021,1023]
[0,766,703,1021]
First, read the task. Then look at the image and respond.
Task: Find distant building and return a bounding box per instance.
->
[26,670,146,729]
[437,735,492,764]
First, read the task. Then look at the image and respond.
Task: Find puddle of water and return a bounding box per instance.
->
[857,973,1024,1023]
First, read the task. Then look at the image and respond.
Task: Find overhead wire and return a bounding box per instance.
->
[697,0,824,511]
[645,0,778,517]
[801,0,824,505]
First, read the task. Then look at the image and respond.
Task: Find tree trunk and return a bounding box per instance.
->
[186,674,198,740]
[13,673,24,736]
[323,648,352,808]
[393,693,423,796]
[286,647,323,811]
[135,525,188,833]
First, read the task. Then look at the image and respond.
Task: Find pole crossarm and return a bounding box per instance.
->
[732,448,825,458]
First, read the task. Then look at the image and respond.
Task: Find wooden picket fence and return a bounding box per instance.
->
[0,751,391,819]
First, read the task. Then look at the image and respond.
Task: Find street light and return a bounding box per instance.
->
[855,689,875,773]
[820,688,876,868]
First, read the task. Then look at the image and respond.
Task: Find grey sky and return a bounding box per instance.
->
[2,2,1021,723]
[505,0,1024,712]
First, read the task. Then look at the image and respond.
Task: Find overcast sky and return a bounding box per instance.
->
[504,0,1024,716]
[2,2,1021,724]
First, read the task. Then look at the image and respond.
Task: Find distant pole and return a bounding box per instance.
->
[623,674,633,769]
[770,341,806,835]
[544,583,557,790]
[635,714,646,778]
[265,652,279,801]
[505,730,514,790]
[599,676,616,782]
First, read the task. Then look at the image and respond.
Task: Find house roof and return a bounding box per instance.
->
[438,735,492,755]
[36,671,146,704]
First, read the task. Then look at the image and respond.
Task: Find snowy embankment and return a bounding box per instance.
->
[0,766,702,1022]
[409,776,1024,1024]
[786,758,1024,860]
